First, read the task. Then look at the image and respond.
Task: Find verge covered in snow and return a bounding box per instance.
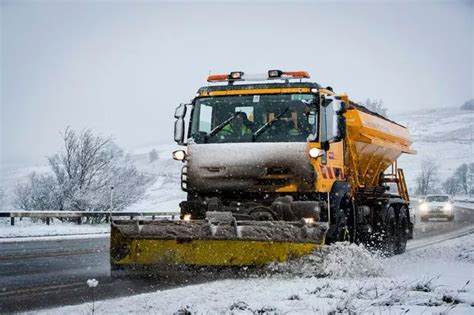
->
[38,233,474,314]
[0,218,109,238]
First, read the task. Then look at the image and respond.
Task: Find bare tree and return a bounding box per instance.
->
[454,163,469,195]
[14,128,153,218]
[415,159,439,196]
[14,173,61,210]
[442,176,460,197]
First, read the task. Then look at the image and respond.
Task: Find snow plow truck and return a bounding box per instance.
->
[111,70,416,269]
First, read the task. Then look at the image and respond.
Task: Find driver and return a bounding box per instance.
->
[219,112,253,138]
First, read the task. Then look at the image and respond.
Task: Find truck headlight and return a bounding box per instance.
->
[309,148,324,158]
[443,204,453,211]
[419,203,429,212]
[172,150,186,161]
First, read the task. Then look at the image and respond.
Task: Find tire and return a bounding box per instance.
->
[382,217,397,257]
[395,215,408,255]
[420,216,428,222]
[447,215,454,222]
[325,209,348,244]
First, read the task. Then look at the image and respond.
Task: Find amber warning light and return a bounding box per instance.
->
[207,70,310,82]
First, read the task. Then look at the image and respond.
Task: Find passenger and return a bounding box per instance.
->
[287,119,300,136]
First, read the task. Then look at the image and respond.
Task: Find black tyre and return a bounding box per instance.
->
[395,214,408,255]
[447,215,454,222]
[420,216,428,222]
[382,217,397,257]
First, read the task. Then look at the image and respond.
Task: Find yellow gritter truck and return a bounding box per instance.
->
[110,70,416,268]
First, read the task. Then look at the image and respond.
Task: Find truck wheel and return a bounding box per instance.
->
[395,215,408,255]
[382,218,397,257]
[420,216,428,222]
[447,215,454,222]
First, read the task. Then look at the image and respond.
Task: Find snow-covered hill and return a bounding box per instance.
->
[394,107,474,192]
[123,143,185,212]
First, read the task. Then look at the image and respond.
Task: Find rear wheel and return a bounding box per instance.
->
[395,213,408,255]
[381,218,397,256]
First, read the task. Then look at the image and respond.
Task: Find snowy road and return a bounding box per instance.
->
[0,206,473,313]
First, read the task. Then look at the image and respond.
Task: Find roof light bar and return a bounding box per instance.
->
[207,70,311,83]
[282,71,310,78]
[207,74,229,82]
[230,71,244,80]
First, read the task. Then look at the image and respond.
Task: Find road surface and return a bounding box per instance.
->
[0,205,473,313]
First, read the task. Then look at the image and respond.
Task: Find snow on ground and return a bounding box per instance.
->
[0,218,109,238]
[393,107,474,192]
[38,234,474,314]
[123,143,185,212]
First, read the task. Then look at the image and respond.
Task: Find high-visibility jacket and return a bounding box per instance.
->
[219,124,252,137]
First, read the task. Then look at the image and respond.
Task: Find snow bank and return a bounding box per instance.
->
[267,242,384,279]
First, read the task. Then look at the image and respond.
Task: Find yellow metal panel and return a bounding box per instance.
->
[344,107,415,190]
[114,239,320,266]
[199,87,312,97]
[307,139,345,193]
[276,183,298,193]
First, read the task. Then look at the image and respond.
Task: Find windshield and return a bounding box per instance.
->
[426,195,449,202]
[190,94,318,143]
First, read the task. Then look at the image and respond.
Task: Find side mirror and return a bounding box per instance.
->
[174,103,187,119]
[321,96,346,147]
[174,103,189,145]
[174,118,185,144]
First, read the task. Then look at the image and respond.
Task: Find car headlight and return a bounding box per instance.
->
[419,203,429,212]
[443,204,453,211]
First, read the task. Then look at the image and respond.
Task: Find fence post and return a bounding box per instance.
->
[10,217,15,226]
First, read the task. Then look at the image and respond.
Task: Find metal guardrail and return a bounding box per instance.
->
[0,211,181,226]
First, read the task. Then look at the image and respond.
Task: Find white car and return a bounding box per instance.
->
[418,194,454,222]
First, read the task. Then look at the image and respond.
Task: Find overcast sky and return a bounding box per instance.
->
[1,0,473,166]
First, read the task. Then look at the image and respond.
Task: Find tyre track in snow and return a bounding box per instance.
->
[407,225,474,252]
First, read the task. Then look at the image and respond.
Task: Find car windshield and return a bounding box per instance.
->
[426,195,449,202]
[189,94,318,143]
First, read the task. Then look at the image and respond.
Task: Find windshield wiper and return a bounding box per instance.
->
[204,113,239,142]
[252,107,289,141]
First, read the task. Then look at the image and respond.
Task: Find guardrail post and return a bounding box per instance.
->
[46,217,50,225]
[10,217,15,226]
[152,215,155,220]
